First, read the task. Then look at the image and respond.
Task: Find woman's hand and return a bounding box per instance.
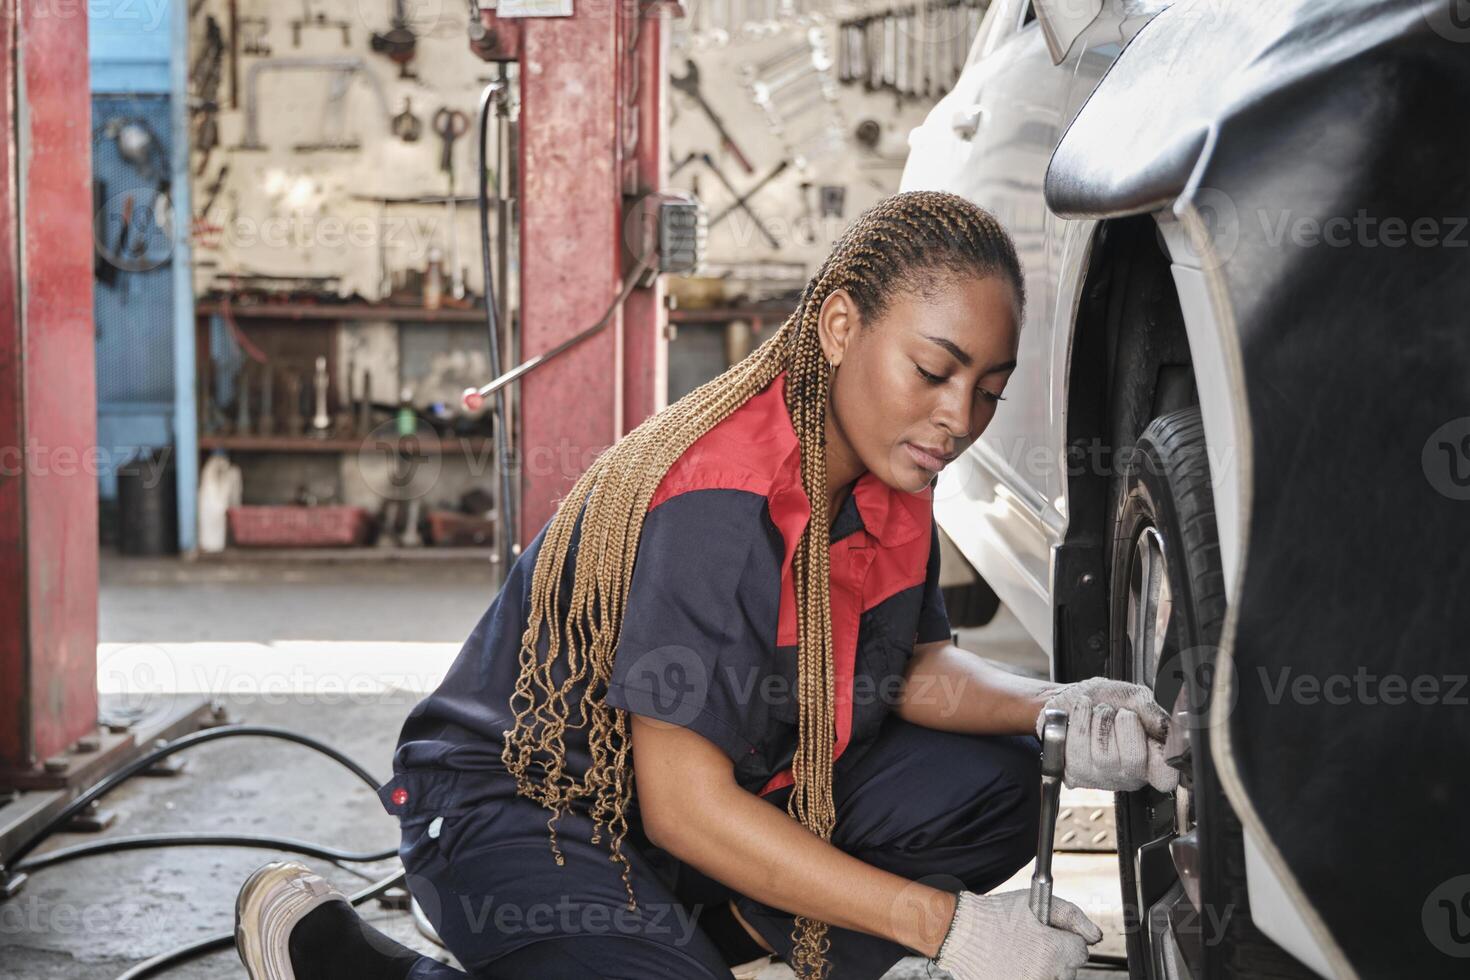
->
[1037,677,1178,793]
[933,888,1102,980]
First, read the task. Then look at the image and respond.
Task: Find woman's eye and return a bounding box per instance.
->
[915,364,1007,403]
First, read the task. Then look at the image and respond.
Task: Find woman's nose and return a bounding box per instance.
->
[931,391,974,440]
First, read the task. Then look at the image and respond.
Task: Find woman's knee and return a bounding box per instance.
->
[919,733,1042,889]
[923,730,1042,848]
[844,726,1042,886]
[971,732,1043,877]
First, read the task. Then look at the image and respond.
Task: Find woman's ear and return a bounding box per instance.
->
[817,288,858,366]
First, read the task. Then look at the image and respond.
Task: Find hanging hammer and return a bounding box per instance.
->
[1030,708,1069,925]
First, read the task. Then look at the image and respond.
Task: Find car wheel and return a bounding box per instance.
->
[1109,407,1312,980]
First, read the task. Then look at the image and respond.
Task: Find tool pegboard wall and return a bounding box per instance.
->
[664,0,990,269]
[186,0,500,304]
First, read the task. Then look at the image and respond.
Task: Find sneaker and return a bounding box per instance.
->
[235,861,347,980]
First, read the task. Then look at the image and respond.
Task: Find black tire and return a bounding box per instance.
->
[1109,407,1311,980]
[941,578,1001,628]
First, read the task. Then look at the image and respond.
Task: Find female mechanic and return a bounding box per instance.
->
[234,191,1177,980]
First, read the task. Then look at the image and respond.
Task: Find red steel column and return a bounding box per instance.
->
[515,0,668,545]
[517,7,619,542]
[0,1,101,772]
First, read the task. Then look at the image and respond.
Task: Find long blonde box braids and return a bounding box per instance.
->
[500,190,1023,979]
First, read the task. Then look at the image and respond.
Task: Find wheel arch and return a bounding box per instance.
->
[1051,213,1203,686]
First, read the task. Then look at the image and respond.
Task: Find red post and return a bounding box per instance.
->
[474,0,669,548]
[0,1,100,773]
[517,4,622,541]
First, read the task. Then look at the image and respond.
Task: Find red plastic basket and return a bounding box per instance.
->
[227,505,371,548]
[426,509,497,547]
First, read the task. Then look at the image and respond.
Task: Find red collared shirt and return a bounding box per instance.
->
[607,368,952,796]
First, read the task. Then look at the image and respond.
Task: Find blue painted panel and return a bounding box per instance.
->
[96,412,174,499]
[93,93,175,502]
[83,0,203,545]
[89,0,172,93]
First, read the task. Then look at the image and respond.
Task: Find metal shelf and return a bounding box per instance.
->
[667,303,796,324]
[191,545,498,563]
[195,301,488,323]
[199,434,491,455]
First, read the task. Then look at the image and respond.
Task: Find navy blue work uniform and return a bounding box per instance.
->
[379,370,1041,979]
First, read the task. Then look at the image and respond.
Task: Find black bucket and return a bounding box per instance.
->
[117,446,178,555]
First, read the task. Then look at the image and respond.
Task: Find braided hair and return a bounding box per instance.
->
[501,190,1024,978]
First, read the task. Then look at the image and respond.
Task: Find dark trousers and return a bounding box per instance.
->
[400,715,1041,980]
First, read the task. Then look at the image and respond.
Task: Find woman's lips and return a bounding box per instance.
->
[904,442,949,473]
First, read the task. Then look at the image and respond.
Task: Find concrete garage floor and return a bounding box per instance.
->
[0,553,1124,979]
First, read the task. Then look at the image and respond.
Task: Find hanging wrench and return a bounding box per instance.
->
[1031,708,1069,926]
[673,59,756,173]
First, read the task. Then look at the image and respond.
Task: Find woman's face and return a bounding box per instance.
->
[820,272,1020,494]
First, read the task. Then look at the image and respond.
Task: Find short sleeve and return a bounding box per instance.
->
[604,488,780,764]
[914,518,953,644]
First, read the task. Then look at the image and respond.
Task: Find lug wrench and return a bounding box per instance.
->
[1030,708,1068,925]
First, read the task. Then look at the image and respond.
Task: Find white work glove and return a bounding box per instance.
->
[1037,677,1178,793]
[932,888,1102,980]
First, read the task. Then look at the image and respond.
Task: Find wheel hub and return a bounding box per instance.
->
[1124,523,1198,980]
